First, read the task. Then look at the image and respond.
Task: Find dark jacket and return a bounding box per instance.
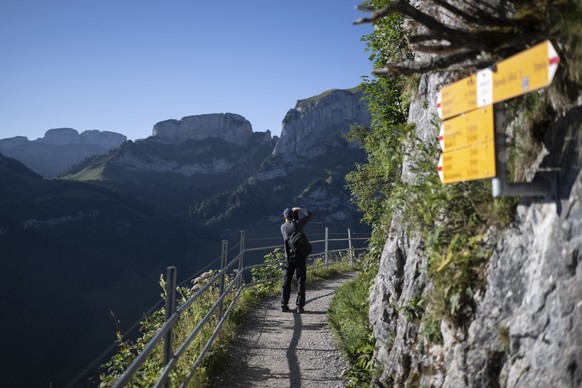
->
[281,211,312,260]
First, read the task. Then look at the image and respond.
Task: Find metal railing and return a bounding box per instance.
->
[112,227,369,388]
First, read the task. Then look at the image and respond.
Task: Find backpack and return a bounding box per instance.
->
[288,230,312,259]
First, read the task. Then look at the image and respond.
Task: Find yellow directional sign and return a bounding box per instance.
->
[489,40,559,105]
[437,40,560,120]
[439,105,494,152]
[436,74,477,120]
[438,140,496,184]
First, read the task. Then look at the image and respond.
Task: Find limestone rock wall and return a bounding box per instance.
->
[273,88,371,162]
[152,113,253,146]
[368,29,582,388]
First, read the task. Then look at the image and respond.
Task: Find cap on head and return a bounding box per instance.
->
[283,208,291,218]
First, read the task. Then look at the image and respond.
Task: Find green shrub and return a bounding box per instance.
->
[99,250,360,387]
[328,267,379,386]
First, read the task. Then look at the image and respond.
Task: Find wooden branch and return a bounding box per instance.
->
[408,43,468,55]
[355,1,482,47]
[431,0,484,26]
[355,0,545,76]
[456,0,501,17]
[407,33,465,45]
[453,0,520,28]
[371,49,485,76]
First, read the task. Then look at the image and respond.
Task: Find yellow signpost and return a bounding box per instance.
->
[437,40,560,120]
[437,140,496,184]
[436,40,559,185]
[439,105,494,152]
[491,40,560,104]
[436,74,477,120]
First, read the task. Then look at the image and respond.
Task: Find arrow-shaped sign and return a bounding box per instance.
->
[437,40,560,120]
[439,105,494,152]
[437,140,496,184]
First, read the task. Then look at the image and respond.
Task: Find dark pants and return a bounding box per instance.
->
[281,258,306,307]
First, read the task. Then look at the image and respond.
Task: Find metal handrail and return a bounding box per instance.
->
[112,227,369,387]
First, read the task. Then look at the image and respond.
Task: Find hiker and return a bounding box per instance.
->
[280,206,313,313]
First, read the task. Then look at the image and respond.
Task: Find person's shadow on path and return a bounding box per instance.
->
[287,312,302,387]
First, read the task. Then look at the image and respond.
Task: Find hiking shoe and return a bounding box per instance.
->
[295,306,304,314]
[281,305,289,312]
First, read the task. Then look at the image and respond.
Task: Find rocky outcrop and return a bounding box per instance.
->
[152,113,253,146]
[36,128,126,147]
[80,129,128,148]
[0,129,126,177]
[102,116,274,177]
[368,16,582,388]
[226,87,371,226]
[273,88,371,163]
[38,128,81,145]
[370,166,582,387]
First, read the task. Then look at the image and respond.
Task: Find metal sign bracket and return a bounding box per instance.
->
[491,103,553,198]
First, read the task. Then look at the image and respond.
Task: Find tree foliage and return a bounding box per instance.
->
[345,0,410,257]
[355,0,578,76]
[346,0,521,332]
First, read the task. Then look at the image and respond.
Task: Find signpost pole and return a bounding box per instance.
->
[437,40,560,197]
[491,104,507,197]
[492,104,551,197]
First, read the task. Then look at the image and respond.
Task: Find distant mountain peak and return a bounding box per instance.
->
[0,129,127,177]
[274,87,370,162]
[152,113,255,146]
[37,128,127,146]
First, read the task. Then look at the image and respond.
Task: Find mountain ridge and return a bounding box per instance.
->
[60,87,371,230]
[0,86,372,387]
[0,128,127,177]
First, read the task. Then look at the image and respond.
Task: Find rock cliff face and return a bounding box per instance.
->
[367,11,582,388]
[152,113,254,146]
[370,159,582,387]
[0,128,126,177]
[273,88,371,163]
[235,87,371,225]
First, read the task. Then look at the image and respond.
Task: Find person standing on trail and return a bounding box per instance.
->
[280,206,313,314]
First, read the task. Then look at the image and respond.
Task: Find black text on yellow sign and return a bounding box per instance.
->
[437,40,560,120]
[438,140,496,184]
[439,105,494,152]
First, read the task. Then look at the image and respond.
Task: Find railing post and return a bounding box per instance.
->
[218,240,228,321]
[239,230,245,289]
[325,227,329,271]
[164,266,177,388]
[348,228,354,266]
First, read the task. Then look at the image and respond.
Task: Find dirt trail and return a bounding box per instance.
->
[217,273,355,388]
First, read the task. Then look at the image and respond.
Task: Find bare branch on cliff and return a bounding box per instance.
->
[355,1,484,49]
[371,49,489,76]
[354,0,552,76]
[434,0,519,28]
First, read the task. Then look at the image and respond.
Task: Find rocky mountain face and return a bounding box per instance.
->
[0,86,371,387]
[0,128,126,177]
[64,88,371,230]
[152,113,254,146]
[190,88,372,228]
[273,87,370,162]
[367,9,582,388]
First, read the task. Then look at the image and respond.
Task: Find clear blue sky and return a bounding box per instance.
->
[0,1,373,141]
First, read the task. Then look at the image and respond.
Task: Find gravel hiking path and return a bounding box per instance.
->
[216,272,355,388]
